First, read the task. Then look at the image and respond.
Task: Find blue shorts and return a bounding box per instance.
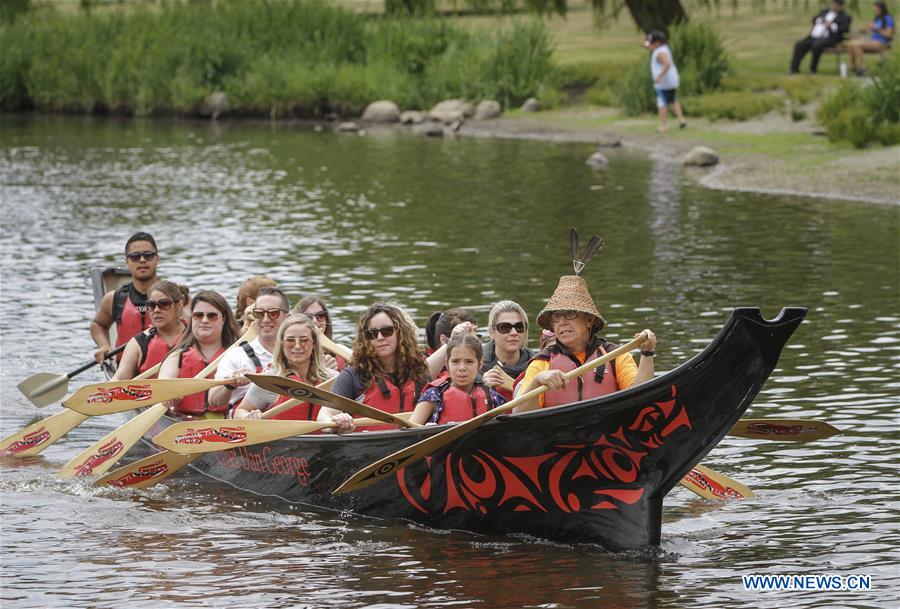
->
[654,87,677,109]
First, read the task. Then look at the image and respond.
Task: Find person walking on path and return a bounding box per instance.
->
[645,31,686,134]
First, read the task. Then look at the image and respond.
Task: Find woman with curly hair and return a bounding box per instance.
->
[318,302,431,432]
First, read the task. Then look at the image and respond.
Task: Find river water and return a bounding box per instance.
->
[1,115,898,608]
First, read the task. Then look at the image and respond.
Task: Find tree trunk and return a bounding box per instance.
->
[624,0,688,33]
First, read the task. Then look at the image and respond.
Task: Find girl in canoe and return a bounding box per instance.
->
[233,314,334,420]
[112,280,188,380]
[320,303,432,432]
[411,334,506,425]
[159,290,241,419]
[425,307,476,354]
[293,295,346,370]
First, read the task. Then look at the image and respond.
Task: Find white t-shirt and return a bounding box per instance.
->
[811,11,837,39]
[651,45,680,90]
[214,337,273,404]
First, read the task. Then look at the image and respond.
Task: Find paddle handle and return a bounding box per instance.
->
[68,343,129,379]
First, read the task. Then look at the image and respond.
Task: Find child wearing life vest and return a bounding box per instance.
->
[410,335,506,426]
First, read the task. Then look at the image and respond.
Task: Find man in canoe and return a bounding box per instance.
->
[90,232,160,364]
[210,286,290,412]
[513,235,657,412]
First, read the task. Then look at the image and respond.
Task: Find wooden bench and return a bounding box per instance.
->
[824,42,892,77]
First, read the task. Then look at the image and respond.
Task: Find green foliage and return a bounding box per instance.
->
[791,108,807,122]
[683,90,783,120]
[385,0,435,16]
[0,0,29,23]
[816,56,900,148]
[0,0,558,116]
[613,21,729,115]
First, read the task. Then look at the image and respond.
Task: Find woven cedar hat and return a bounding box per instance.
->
[536,229,607,332]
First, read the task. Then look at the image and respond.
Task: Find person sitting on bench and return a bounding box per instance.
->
[790,0,852,74]
[846,1,894,76]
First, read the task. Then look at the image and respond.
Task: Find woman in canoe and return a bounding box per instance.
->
[513,273,657,413]
[158,290,241,419]
[293,295,346,370]
[480,300,535,400]
[411,334,507,425]
[112,280,188,380]
[319,303,432,431]
[233,314,334,420]
[235,275,277,333]
[425,307,476,354]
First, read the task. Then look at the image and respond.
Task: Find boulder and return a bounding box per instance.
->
[335,121,361,133]
[683,146,719,167]
[361,100,401,123]
[430,99,475,123]
[400,110,426,125]
[198,91,230,119]
[521,97,540,112]
[585,152,608,169]
[473,100,502,120]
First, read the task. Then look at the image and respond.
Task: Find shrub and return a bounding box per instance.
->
[682,91,783,121]
[817,56,900,148]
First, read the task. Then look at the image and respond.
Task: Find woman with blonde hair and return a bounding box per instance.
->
[480,300,535,400]
[293,295,346,370]
[319,303,431,431]
[234,314,333,420]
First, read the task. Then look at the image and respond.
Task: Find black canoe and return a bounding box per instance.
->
[134,302,804,551]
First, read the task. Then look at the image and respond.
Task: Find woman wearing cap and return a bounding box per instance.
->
[481,300,535,400]
[644,30,686,133]
[512,275,657,413]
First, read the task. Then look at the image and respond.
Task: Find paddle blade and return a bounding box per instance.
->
[246,374,417,428]
[17,373,70,408]
[0,410,89,457]
[153,419,332,454]
[95,452,201,489]
[63,378,230,416]
[680,464,753,500]
[58,403,167,478]
[728,419,840,442]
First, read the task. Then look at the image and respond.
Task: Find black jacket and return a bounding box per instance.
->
[810,9,851,43]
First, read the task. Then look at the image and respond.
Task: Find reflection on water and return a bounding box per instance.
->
[1,115,898,608]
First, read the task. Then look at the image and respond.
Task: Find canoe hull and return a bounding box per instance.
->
[142,307,805,551]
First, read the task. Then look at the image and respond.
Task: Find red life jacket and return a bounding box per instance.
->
[425,377,496,425]
[268,373,320,421]
[174,345,227,416]
[540,342,620,408]
[112,283,151,350]
[358,375,422,431]
[135,328,181,375]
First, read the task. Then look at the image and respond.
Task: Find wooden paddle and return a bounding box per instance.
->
[154,411,415,454]
[681,464,754,500]
[62,377,241,416]
[727,418,840,442]
[317,332,353,362]
[17,343,129,407]
[94,377,338,489]
[0,363,162,458]
[58,323,257,478]
[245,374,420,429]
[334,333,648,494]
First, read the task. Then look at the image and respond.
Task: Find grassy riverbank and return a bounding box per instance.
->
[1,0,557,116]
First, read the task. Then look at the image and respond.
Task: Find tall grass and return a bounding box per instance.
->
[0,0,558,117]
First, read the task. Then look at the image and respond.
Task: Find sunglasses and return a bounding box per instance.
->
[364,325,396,340]
[126,251,158,262]
[283,336,313,348]
[252,308,287,321]
[192,311,220,322]
[550,311,579,323]
[147,299,173,311]
[496,322,526,334]
[306,311,328,321]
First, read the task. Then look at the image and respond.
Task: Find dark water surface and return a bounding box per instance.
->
[1,115,898,608]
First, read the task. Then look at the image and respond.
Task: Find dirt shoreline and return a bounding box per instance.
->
[456,110,900,205]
